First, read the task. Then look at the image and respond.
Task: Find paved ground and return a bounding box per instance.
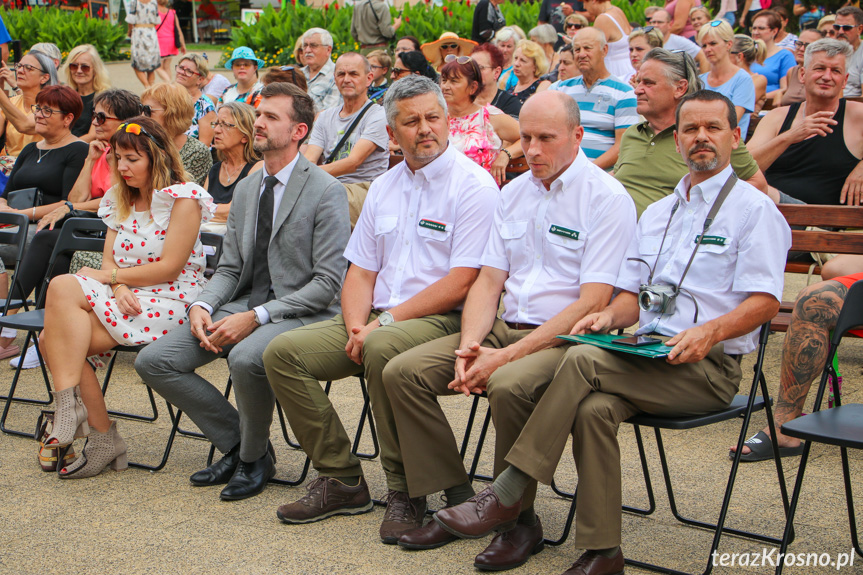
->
[0,62,862,574]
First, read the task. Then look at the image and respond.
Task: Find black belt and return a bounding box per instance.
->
[505,321,539,331]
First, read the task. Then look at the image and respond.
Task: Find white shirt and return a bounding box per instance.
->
[345,144,499,310]
[481,148,637,325]
[617,164,791,354]
[191,155,300,325]
[663,34,702,60]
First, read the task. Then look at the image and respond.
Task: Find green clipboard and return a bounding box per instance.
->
[557,333,674,359]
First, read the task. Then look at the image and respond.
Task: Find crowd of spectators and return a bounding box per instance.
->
[1,3,863,574]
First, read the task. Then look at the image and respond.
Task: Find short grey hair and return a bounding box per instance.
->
[303,27,334,48]
[643,48,702,96]
[493,26,522,45]
[382,75,447,129]
[30,42,61,64]
[529,24,557,46]
[336,52,371,74]
[804,38,853,68]
[26,50,59,88]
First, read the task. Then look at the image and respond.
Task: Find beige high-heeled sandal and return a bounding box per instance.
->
[44,386,89,448]
[58,421,128,479]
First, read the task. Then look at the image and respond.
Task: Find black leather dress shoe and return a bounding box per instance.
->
[190,443,276,487]
[190,444,240,487]
[219,450,276,501]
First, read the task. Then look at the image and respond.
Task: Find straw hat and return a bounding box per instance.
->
[421,32,478,69]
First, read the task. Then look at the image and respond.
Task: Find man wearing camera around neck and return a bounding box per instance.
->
[430,90,791,575]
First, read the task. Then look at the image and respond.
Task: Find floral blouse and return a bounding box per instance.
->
[449,105,504,174]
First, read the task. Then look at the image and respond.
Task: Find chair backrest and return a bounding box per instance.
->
[831,280,863,346]
[200,232,223,276]
[0,212,29,315]
[36,218,108,307]
[777,204,863,274]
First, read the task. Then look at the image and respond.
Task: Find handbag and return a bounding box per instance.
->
[172,10,183,49]
[6,187,41,210]
[35,410,77,472]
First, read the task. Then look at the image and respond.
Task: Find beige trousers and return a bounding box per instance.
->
[262,311,461,492]
[344,182,371,231]
[505,343,742,550]
[384,318,568,507]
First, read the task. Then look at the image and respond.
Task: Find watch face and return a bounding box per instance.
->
[380,312,393,325]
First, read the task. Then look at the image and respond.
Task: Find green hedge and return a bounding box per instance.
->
[0,7,129,61]
[223,0,662,69]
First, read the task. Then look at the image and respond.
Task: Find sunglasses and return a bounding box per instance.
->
[141,105,165,117]
[794,40,813,50]
[642,25,656,33]
[391,67,410,76]
[210,120,238,130]
[116,122,159,144]
[69,62,92,73]
[14,62,45,74]
[566,23,584,29]
[31,104,65,118]
[93,111,120,126]
[833,24,859,31]
[175,64,202,77]
[440,43,459,50]
[709,19,724,27]
[444,54,473,65]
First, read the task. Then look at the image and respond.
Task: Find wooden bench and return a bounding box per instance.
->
[772,204,863,332]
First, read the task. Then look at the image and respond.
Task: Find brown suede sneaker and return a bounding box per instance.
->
[276,476,373,524]
[379,491,427,544]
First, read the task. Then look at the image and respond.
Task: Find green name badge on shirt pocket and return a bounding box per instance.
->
[694,234,727,246]
[549,225,580,240]
[419,219,447,232]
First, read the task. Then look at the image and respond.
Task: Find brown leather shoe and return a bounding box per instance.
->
[433,485,521,539]
[380,491,427,544]
[474,517,544,571]
[561,549,625,575]
[398,518,459,550]
[276,476,373,524]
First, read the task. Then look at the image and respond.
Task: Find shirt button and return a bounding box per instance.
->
[405,240,409,245]
[520,307,526,312]
[398,266,403,271]
[535,254,541,259]
[536,224,541,230]
[409,212,414,217]
[650,142,655,146]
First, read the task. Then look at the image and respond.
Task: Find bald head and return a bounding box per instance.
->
[649,9,673,36]
[522,91,581,132]
[574,27,607,49]
[336,52,370,74]
[519,91,584,186]
[572,27,609,78]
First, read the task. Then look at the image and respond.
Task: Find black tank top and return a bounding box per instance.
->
[765,99,861,205]
[206,161,254,205]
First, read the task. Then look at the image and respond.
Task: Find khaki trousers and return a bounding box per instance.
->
[262,311,461,492]
[344,182,371,231]
[505,343,742,550]
[384,318,568,506]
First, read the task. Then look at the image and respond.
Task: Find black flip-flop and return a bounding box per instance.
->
[730,430,805,462]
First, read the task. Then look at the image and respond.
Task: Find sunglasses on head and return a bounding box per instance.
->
[116,122,159,144]
[642,25,656,33]
[93,111,120,126]
[709,19,724,27]
[440,43,459,50]
[444,54,473,64]
[69,62,92,73]
[833,23,859,31]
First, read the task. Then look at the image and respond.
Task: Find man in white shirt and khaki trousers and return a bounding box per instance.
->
[383,90,638,572]
[432,90,792,575]
[262,76,499,541]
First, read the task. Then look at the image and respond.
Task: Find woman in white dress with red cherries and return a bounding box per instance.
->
[39,116,214,479]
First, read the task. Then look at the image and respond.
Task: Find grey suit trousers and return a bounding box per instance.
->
[135,297,304,462]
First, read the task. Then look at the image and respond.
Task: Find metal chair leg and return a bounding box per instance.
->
[101,352,159,422]
[0,333,53,437]
[467,407,493,482]
[128,401,183,472]
[352,376,380,460]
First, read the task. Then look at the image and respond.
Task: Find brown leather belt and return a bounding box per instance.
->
[505,321,539,331]
[361,42,387,48]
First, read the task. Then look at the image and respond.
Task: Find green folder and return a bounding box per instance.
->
[556,333,674,359]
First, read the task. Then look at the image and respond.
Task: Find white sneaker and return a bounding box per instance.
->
[10,344,39,369]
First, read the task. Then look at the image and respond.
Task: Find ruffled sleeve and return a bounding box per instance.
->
[97,185,121,230]
[151,182,216,230]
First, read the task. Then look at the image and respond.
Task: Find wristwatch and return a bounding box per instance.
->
[378,311,395,326]
[65,201,74,213]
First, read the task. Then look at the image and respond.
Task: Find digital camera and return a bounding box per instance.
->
[638,284,677,314]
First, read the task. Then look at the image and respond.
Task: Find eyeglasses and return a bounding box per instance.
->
[14,62,45,74]
[31,104,64,118]
[565,23,584,29]
[302,42,323,50]
[370,64,388,71]
[68,62,92,73]
[231,60,255,68]
[794,40,813,50]
[93,111,120,126]
[141,105,165,117]
[440,43,459,50]
[175,64,201,77]
[833,24,859,32]
[648,19,668,25]
[210,120,238,130]
[116,122,159,144]
[750,25,770,31]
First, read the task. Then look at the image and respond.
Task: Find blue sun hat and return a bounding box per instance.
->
[225,46,266,69]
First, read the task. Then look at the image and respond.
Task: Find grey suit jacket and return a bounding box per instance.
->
[198,154,351,325]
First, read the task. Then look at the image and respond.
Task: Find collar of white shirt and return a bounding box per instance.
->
[673,163,735,206]
[527,147,590,194]
[260,153,300,195]
[402,142,454,185]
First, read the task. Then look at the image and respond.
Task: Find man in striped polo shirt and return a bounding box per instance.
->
[551,28,638,171]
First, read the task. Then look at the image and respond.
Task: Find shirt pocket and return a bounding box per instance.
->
[416,220,453,269]
[545,226,587,270]
[375,215,399,236]
[688,239,735,288]
[638,235,673,257]
[500,219,529,271]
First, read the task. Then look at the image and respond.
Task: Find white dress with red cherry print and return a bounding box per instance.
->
[74,183,215,346]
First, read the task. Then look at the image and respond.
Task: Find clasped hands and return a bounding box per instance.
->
[448,342,511,396]
[189,306,258,353]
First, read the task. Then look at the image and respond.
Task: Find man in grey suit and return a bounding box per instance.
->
[136,82,351,501]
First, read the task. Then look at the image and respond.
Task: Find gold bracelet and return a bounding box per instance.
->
[111,268,117,285]
[112,283,127,296]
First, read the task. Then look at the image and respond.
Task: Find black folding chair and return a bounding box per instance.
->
[0,218,107,437]
[775,281,863,574]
